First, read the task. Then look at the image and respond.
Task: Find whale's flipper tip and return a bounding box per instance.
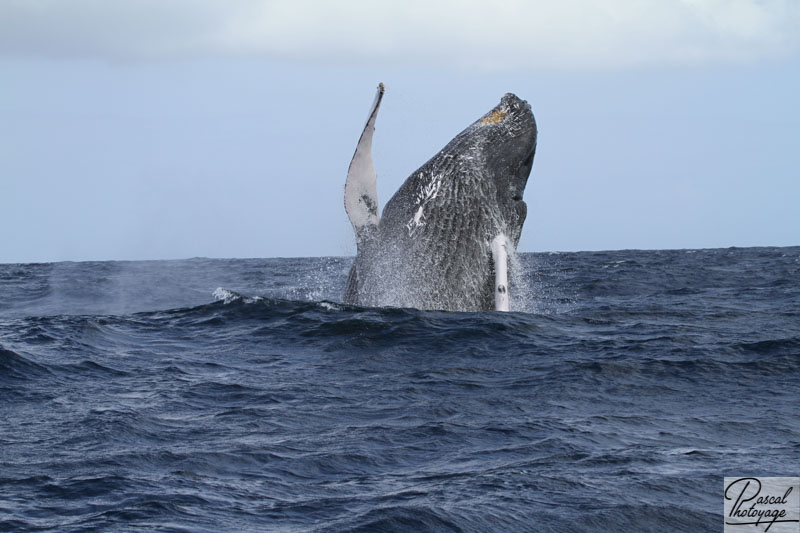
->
[345,84,385,242]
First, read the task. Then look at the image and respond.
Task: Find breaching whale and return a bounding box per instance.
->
[344,84,537,311]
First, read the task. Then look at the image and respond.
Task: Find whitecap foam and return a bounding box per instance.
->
[212,287,262,304]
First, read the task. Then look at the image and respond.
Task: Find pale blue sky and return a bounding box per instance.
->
[2,1,799,263]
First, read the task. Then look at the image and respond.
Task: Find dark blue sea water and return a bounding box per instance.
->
[1,247,799,532]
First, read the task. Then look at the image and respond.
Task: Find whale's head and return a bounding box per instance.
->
[460,93,537,245]
[384,92,537,247]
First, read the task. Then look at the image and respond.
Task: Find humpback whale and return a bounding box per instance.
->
[344,84,537,311]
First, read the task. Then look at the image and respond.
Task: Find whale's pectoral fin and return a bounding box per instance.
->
[491,234,510,312]
[345,83,385,242]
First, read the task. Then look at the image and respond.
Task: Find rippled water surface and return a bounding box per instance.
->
[1,247,799,532]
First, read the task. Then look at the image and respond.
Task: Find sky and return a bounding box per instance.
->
[2,0,799,263]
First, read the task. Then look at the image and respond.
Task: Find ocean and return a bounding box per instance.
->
[1,247,798,532]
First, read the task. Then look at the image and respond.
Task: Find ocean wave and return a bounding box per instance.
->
[734,337,800,356]
[1,248,798,532]
[0,345,51,381]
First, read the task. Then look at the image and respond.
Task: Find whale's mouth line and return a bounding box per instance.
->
[505,145,535,203]
[521,147,535,168]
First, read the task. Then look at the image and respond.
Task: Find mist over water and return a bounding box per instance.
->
[1,247,798,532]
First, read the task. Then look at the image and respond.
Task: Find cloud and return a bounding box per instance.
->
[1,0,798,68]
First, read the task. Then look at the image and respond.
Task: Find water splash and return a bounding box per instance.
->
[212,287,262,304]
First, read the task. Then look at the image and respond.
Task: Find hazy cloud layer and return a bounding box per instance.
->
[1,0,798,68]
